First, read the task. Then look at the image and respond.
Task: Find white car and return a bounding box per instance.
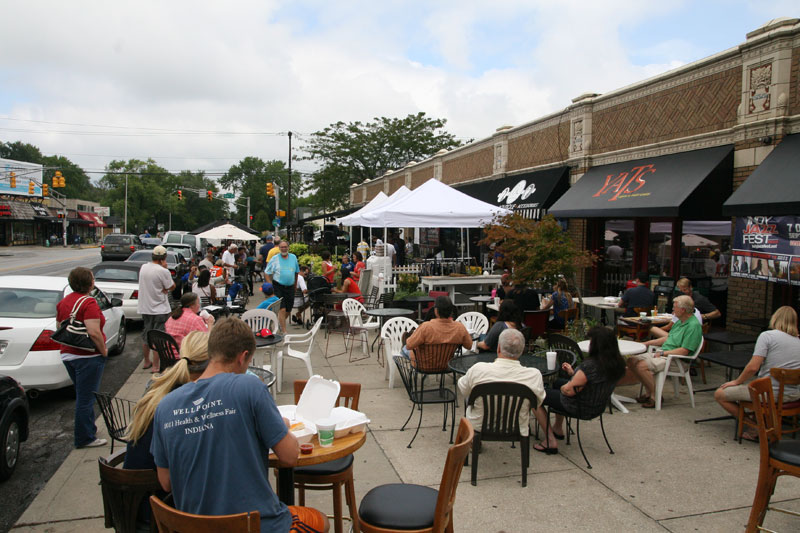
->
[92,262,142,322]
[0,276,126,395]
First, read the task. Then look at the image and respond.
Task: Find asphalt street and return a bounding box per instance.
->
[0,247,143,532]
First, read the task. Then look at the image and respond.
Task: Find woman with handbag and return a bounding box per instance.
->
[55,267,108,448]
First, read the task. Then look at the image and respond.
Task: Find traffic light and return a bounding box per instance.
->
[53,171,65,188]
[42,183,49,196]
[277,210,286,217]
[266,182,275,197]
[177,189,183,200]
[9,172,15,188]
[206,190,213,202]
[28,181,35,195]
[249,215,253,221]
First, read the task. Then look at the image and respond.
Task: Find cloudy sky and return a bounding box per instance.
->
[0,1,795,182]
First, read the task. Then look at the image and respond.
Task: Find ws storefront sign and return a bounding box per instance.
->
[731,216,800,286]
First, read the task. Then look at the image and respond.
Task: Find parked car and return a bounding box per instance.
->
[162,243,194,263]
[162,231,207,257]
[0,276,126,396]
[141,237,162,249]
[101,234,143,261]
[92,262,142,322]
[0,375,28,481]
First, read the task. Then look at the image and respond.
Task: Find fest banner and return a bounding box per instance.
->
[731,215,800,286]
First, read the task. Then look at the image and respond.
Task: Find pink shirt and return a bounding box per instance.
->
[165,308,208,347]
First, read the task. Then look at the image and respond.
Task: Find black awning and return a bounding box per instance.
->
[723,134,800,216]
[548,145,733,218]
[297,206,357,225]
[455,167,569,219]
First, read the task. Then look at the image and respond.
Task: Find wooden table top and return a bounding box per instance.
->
[269,430,366,467]
[620,315,671,327]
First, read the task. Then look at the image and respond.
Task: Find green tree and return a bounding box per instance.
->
[41,155,100,201]
[300,112,464,209]
[0,141,44,163]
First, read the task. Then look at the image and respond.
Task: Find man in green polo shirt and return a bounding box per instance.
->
[628,294,703,408]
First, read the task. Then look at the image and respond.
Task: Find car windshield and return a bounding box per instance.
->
[0,288,62,318]
[93,267,139,282]
[126,250,178,266]
[104,235,128,244]
[165,246,191,259]
[165,234,182,244]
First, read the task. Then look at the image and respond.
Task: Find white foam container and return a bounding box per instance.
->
[277,377,370,440]
[329,406,371,438]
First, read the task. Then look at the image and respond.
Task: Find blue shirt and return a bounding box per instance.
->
[266,253,300,286]
[256,296,280,309]
[151,373,290,533]
[259,244,273,263]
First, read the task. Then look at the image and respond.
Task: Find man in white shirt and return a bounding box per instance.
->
[137,246,176,373]
[458,328,545,435]
[221,244,237,284]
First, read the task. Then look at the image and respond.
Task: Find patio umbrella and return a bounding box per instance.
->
[195,223,260,241]
[663,234,718,247]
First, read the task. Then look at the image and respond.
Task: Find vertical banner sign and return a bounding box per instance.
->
[731,216,800,286]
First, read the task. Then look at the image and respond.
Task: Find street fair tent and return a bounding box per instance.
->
[337,191,388,226]
[195,223,260,241]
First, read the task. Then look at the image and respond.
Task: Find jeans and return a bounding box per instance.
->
[63,356,106,448]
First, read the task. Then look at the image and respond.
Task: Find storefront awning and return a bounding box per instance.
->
[7,201,35,221]
[548,145,733,218]
[69,210,92,225]
[722,134,800,216]
[85,212,107,227]
[455,167,570,220]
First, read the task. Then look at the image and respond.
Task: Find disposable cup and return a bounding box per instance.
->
[639,312,647,319]
[316,418,336,448]
[651,309,657,317]
[546,351,557,371]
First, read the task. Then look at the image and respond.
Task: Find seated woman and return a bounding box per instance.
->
[332,269,363,309]
[477,300,521,352]
[532,326,626,453]
[540,278,573,329]
[165,293,213,347]
[714,306,800,441]
[192,269,217,303]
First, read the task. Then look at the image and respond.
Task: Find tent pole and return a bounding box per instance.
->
[467,228,470,263]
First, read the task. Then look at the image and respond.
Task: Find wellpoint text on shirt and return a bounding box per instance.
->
[162,397,237,435]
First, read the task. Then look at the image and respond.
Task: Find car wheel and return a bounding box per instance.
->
[0,415,22,481]
[109,319,127,356]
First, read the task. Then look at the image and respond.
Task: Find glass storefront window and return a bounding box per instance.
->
[602,220,634,296]
[648,222,672,277]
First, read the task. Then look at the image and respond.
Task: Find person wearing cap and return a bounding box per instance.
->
[617,271,654,317]
[138,246,176,373]
[256,283,280,309]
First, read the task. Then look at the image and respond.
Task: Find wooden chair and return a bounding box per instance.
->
[94,392,136,453]
[738,368,800,443]
[467,382,539,487]
[146,330,180,372]
[616,307,654,341]
[357,418,474,533]
[745,377,800,532]
[98,449,164,533]
[149,495,260,533]
[292,380,361,533]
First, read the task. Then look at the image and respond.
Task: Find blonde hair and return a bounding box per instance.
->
[770,306,799,337]
[125,331,210,444]
[676,278,692,290]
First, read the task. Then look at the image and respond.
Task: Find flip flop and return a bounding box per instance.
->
[533,443,558,455]
[635,394,650,403]
[150,368,160,374]
[641,398,656,408]
[142,363,153,370]
[552,431,565,441]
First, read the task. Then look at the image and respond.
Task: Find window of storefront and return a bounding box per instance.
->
[12,222,35,245]
[601,220,634,295]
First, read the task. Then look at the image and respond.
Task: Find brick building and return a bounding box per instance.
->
[349,18,800,335]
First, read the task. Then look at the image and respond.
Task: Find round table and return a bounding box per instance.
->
[448,352,558,377]
[255,333,284,348]
[619,315,672,328]
[366,307,416,353]
[247,366,276,388]
[469,295,494,315]
[577,339,646,414]
[269,431,367,505]
[401,296,434,320]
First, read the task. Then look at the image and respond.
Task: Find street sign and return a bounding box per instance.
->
[223,193,235,199]
[197,190,205,198]
[273,217,281,227]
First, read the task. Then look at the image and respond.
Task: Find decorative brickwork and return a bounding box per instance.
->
[388,176,405,194]
[506,121,570,172]
[726,277,771,335]
[566,219,588,289]
[410,166,434,188]
[365,182,384,202]
[441,147,493,185]
[733,165,757,190]
[592,67,741,153]
[790,46,800,115]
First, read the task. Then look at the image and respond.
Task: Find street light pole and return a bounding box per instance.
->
[246,196,251,228]
[124,173,128,234]
[287,131,292,233]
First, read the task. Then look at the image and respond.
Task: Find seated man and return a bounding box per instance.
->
[617,271,654,317]
[256,283,280,310]
[458,328,545,435]
[403,296,473,363]
[627,295,703,408]
[151,317,329,533]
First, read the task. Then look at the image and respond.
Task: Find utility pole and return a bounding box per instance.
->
[124,173,128,234]
[246,196,251,228]
[287,131,292,233]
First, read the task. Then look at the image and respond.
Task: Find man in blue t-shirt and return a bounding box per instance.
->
[151,317,327,532]
[265,241,300,333]
[259,236,274,270]
[618,271,654,317]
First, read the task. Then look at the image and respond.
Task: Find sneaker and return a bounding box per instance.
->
[82,438,107,448]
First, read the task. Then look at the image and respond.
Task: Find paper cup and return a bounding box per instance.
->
[639,312,647,319]
[546,351,557,371]
[651,309,657,317]
[316,418,336,448]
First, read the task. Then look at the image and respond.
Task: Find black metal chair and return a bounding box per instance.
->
[98,449,165,533]
[547,333,584,364]
[467,382,539,487]
[546,378,617,469]
[94,392,136,453]
[394,344,459,448]
[146,330,180,372]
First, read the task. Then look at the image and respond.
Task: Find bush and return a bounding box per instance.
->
[298,254,324,276]
[289,243,308,257]
[397,273,419,293]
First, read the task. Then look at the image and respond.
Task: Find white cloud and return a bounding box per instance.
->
[0,0,781,182]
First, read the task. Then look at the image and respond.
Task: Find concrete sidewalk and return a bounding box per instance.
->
[11,314,800,532]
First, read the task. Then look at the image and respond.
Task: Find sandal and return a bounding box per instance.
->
[142,362,153,370]
[635,394,650,404]
[552,430,565,441]
[533,443,558,455]
[641,398,656,409]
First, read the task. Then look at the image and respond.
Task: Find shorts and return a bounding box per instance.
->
[141,313,169,342]
[631,352,668,373]
[288,505,328,532]
[722,383,800,403]
[273,282,295,312]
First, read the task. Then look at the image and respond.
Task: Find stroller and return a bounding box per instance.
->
[306,275,332,329]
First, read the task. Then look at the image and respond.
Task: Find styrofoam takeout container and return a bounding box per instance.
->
[329,406,371,438]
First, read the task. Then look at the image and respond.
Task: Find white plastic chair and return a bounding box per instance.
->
[276,317,323,393]
[342,298,380,360]
[654,338,705,410]
[380,317,418,388]
[455,312,489,354]
[266,297,283,317]
[241,309,280,334]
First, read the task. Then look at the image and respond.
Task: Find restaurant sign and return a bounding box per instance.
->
[731,215,800,286]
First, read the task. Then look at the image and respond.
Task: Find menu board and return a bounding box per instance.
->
[731,216,800,286]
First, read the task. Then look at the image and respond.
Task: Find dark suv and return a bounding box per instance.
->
[0,376,29,481]
[101,234,142,261]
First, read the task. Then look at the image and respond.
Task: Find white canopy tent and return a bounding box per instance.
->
[339,186,412,247]
[337,191,388,226]
[195,223,260,242]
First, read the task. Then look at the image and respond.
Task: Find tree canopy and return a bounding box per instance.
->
[300,112,464,210]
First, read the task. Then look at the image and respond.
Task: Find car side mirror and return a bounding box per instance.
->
[110,298,123,307]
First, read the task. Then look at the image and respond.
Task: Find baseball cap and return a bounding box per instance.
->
[266,235,273,241]
[153,245,167,258]
[261,282,274,294]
